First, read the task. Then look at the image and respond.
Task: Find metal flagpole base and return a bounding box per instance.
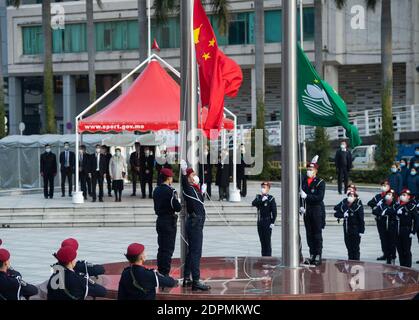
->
[228,187,241,202]
[72,191,84,204]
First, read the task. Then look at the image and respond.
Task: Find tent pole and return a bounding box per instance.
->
[148,0,151,58]
[75,120,79,193]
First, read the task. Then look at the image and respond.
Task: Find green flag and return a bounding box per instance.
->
[297,44,362,147]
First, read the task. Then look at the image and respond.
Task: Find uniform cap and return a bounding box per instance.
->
[61,238,79,251]
[126,243,145,256]
[55,246,77,264]
[261,181,271,188]
[160,168,174,178]
[400,188,411,196]
[186,168,194,176]
[0,239,10,262]
[306,162,319,170]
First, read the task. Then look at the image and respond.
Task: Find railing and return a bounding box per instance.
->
[237,104,419,146]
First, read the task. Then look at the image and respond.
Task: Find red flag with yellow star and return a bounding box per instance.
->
[194,0,243,137]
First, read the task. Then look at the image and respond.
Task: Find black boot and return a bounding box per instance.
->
[303,255,314,265]
[182,278,193,287]
[192,280,211,291]
[313,255,322,266]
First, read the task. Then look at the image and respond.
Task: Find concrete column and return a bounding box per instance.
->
[63,74,76,134]
[8,76,22,135]
[121,72,133,93]
[406,0,419,105]
[324,64,339,92]
[251,68,256,126]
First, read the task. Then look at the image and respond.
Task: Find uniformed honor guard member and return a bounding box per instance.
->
[40,144,57,199]
[334,190,365,261]
[47,246,107,300]
[368,180,391,261]
[117,243,177,300]
[252,182,277,256]
[372,189,398,265]
[0,240,38,300]
[180,160,211,291]
[60,238,105,277]
[394,189,419,267]
[153,168,182,276]
[299,156,326,266]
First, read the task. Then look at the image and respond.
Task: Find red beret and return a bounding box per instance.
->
[261,181,271,188]
[400,188,411,195]
[0,249,10,262]
[61,238,79,251]
[186,168,194,176]
[160,168,174,177]
[306,162,319,170]
[126,243,145,256]
[381,180,390,185]
[55,246,77,264]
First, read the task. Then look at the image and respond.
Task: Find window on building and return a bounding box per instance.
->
[151,17,180,49]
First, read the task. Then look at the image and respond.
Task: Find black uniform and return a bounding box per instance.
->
[74,261,106,278]
[78,152,91,199]
[372,200,397,264]
[40,151,57,199]
[153,183,182,276]
[90,153,107,201]
[236,153,247,197]
[252,194,277,256]
[59,149,75,196]
[394,201,419,267]
[216,158,232,200]
[181,174,206,281]
[140,152,155,198]
[47,265,107,300]
[368,193,387,258]
[198,154,213,197]
[0,269,38,300]
[117,264,177,300]
[301,176,326,259]
[334,198,365,260]
[334,148,352,194]
[129,151,142,195]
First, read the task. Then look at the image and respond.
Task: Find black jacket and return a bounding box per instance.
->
[334,149,352,172]
[0,269,38,300]
[59,150,76,172]
[74,261,106,278]
[334,198,365,234]
[130,151,142,170]
[153,184,182,217]
[216,159,232,187]
[117,265,176,300]
[40,152,57,175]
[78,152,91,174]
[181,174,205,217]
[140,155,155,177]
[367,193,385,210]
[394,201,419,235]
[252,194,277,224]
[300,176,326,207]
[372,201,397,230]
[89,153,108,175]
[198,154,213,184]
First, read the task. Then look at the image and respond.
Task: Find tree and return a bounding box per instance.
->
[0,1,21,137]
[307,127,331,177]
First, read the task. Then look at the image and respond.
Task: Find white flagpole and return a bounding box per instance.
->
[148,0,151,57]
[300,0,307,165]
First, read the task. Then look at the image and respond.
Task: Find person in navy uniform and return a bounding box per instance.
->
[399,159,409,188]
[252,182,277,256]
[90,144,108,202]
[130,142,142,196]
[334,140,352,195]
[389,163,403,196]
[394,189,419,267]
[180,160,211,291]
[406,167,419,199]
[0,240,38,300]
[409,146,419,169]
[78,145,91,200]
[60,238,105,277]
[299,156,326,266]
[59,142,75,197]
[198,145,213,198]
[153,168,182,276]
[117,243,177,300]
[140,146,155,199]
[47,246,107,300]
[40,144,57,199]
[334,190,365,261]
[372,189,398,265]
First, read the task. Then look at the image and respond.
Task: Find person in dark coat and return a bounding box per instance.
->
[216,149,232,201]
[198,146,213,198]
[153,168,181,276]
[409,146,419,169]
[180,160,211,291]
[140,146,154,199]
[78,145,91,200]
[47,246,107,300]
[252,182,277,256]
[334,190,365,261]
[406,167,419,198]
[367,180,391,261]
[300,158,326,266]
[394,189,419,268]
[89,144,108,202]
[155,147,173,186]
[400,159,409,188]
[237,144,248,197]
[0,240,38,300]
[334,141,352,195]
[59,142,75,197]
[104,146,113,197]
[118,243,177,300]
[40,144,57,199]
[389,163,403,196]
[129,142,142,196]
[372,189,398,265]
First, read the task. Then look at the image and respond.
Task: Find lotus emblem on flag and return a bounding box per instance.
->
[302,84,334,117]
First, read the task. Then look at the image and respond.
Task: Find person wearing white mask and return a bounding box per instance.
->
[409,146,419,169]
[252,182,277,256]
[300,156,326,266]
[388,162,403,196]
[40,144,57,199]
[334,141,352,195]
[59,142,75,197]
[334,190,365,261]
[109,148,127,202]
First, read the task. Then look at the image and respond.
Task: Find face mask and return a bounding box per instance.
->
[116,151,121,157]
[340,144,346,150]
[96,148,101,153]
[414,163,419,168]
[261,188,267,195]
[193,175,200,185]
[381,185,389,192]
[307,170,314,178]
[400,195,409,203]
[391,168,397,173]
[145,151,150,156]
[204,150,209,156]
[385,194,392,201]
[411,171,417,176]
[400,162,406,167]
[64,145,69,150]
[347,196,355,204]
[79,150,84,154]
[45,148,51,153]
[415,151,419,156]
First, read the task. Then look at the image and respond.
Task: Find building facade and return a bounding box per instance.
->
[4,0,419,135]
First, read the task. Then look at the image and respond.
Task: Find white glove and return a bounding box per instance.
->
[397,208,403,215]
[180,159,188,175]
[359,233,363,238]
[343,211,349,218]
[262,195,268,202]
[409,233,415,239]
[381,208,387,216]
[201,183,207,195]
[269,223,275,229]
[377,199,383,206]
[299,207,306,215]
[300,190,307,199]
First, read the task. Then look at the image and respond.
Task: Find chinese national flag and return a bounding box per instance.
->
[193,0,243,137]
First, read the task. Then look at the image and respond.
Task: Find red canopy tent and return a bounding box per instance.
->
[78,60,233,133]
